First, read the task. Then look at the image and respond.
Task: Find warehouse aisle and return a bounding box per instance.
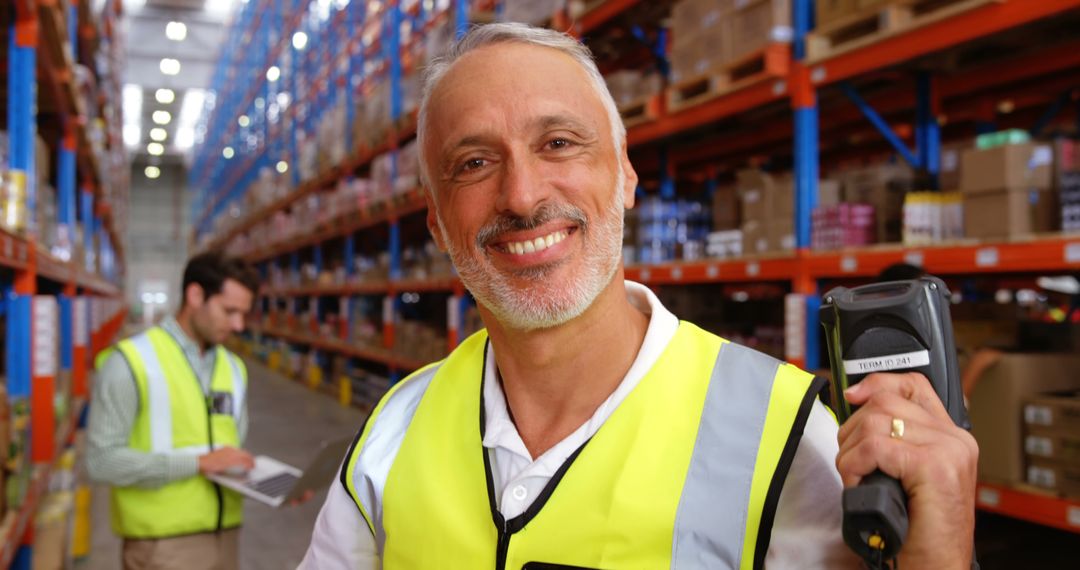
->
[82,358,365,570]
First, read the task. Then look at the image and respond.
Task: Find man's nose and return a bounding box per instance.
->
[495,155,549,218]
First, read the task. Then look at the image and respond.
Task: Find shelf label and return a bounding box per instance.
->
[811,66,827,84]
[977,487,1000,507]
[671,267,683,281]
[841,256,858,273]
[706,265,719,279]
[784,294,805,361]
[746,262,760,277]
[73,298,89,346]
[904,251,924,267]
[1066,242,1080,263]
[1068,506,1080,528]
[33,296,59,378]
[447,297,460,332]
[383,296,394,323]
[975,247,999,267]
[640,268,651,282]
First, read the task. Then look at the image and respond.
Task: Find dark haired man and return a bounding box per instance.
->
[88,252,261,570]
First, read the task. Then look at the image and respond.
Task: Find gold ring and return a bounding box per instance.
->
[890,418,905,439]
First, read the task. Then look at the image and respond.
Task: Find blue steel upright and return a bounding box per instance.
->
[792,0,820,371]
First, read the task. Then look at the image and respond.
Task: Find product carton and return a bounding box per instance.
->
[959,142,1053,193]
[968,353,1080,484]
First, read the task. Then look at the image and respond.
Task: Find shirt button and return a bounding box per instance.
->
[512,485,528,501]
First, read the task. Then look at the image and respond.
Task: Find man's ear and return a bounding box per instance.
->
[185,282,206,309]
[425,189,448,252]
[620,142,639,210]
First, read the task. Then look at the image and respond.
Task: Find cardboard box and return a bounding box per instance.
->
[968,353,1080,484]
[741,220,769,255]
[737,169,794,224]
[712,185,740,231]
[1024,430,1080,466]
[728,0,792,62]
[960,142,1053,193]
[939,140,972,191]
[816,0,855,28]
[1026,458,1080,499]
[963,187,1058,240]
[768,216,795,252]
[818,179,842,207]
[840,163,913,243]
[1024,391,1080,438]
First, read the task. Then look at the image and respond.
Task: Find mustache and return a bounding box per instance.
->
[475,202,589,248]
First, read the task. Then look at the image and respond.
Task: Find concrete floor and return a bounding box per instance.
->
[80,358,365,570]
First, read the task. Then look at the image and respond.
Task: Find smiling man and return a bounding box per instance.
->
[301,24,977,570]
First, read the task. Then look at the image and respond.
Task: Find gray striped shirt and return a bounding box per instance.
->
[86,316,249,489]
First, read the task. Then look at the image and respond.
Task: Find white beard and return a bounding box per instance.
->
[437,167,627,331]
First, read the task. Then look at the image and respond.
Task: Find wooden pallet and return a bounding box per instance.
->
[807,0,1005,63]
[666,43,790,113]
[618,93,664,128]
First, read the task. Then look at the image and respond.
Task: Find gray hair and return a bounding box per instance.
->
[416,22,625,190]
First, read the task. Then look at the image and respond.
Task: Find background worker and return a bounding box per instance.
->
[87,252,260,570]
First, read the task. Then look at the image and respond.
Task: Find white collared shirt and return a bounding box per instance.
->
[300,281,860,569]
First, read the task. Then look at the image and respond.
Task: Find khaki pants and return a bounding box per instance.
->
[122,528,239,570]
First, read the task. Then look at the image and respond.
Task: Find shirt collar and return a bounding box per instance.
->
[480,280,678,455]
[160,316,211,356]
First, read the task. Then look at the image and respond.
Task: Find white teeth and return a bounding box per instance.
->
[504,230,568,256]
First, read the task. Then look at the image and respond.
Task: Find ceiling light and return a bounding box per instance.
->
[177,88,207,129]
[144,165,161,179]
[292,31,309,50]
[238,115,250,127]
[175,127,195,151]
[165,21,187,41]
[160,58,181,75]
[276,160,289,173]
[147,142,165,156]
[223,146,235,159]
[153,110,172,125]
[150,128,168,142]
[123,84,142,125]
[266,66,280,82]
[123,124,141,147]
[155,88,175,104]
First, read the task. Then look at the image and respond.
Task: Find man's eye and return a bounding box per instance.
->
[547,138,571,150]
[461,158,486,171]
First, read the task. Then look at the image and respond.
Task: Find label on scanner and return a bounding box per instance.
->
[842,349,930,375]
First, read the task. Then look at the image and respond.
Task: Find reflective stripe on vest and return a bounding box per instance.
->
[107,326,247,538]
[342,323,823,569]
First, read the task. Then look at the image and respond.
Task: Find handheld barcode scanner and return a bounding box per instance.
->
[819,276,970,566]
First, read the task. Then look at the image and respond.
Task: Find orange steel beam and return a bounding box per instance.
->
[577,0,642,35]
[813,0,1080,86]
[628,79,786,147]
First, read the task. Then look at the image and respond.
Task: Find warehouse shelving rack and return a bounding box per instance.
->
[190,0,1080,531]
[2,0,127,567]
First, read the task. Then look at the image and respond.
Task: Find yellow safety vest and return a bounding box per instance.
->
[100,326,247,539]
[342,322,825,569]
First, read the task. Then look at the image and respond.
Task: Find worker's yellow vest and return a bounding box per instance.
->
[342,323,825,569]
[99,326,247,539]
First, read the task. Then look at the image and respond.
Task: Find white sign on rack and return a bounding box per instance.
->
[33,296,59,377]
[784,294,805,362]
[447,297,460,333]
[74,298,89,346]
